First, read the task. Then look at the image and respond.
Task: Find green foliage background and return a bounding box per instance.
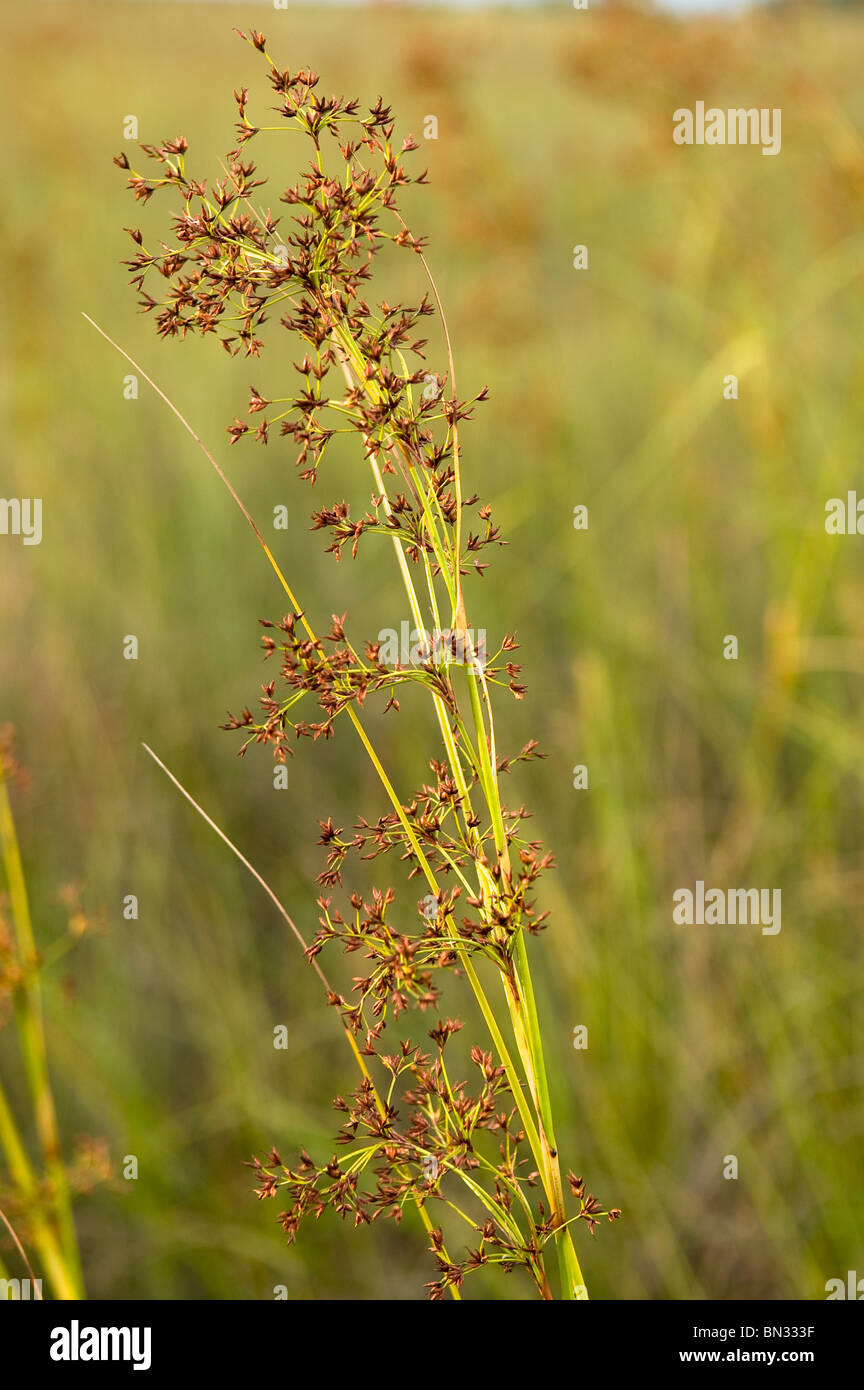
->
[1,0,862,1298]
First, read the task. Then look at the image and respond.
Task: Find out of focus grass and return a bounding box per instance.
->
[1,1,863,1298]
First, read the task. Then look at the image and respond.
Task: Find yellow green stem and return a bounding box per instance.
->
[0,755,83,1298]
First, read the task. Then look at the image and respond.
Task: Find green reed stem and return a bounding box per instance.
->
[0,1077,78,1299]
[0,755,83,1299]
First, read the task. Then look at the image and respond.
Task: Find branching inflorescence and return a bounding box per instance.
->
[116,27,618,1300]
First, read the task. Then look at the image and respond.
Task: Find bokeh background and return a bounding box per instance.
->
[2,0,863,1299]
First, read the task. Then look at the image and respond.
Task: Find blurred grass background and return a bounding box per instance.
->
[1,0,863,1299]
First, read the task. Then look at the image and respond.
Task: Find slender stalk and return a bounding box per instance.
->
[139,743,462,1298]
[0,1201,44,1297]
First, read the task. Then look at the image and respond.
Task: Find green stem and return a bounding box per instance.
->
[463,664,586,1299]
[0,757,84,1297]
[0,1080,78,1300]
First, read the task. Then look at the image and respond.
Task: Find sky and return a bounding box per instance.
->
[656,0,752,11]
[187,0,762,9]
[163,0,764,13]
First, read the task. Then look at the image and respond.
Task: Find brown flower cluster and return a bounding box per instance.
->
[115,29,500,584]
